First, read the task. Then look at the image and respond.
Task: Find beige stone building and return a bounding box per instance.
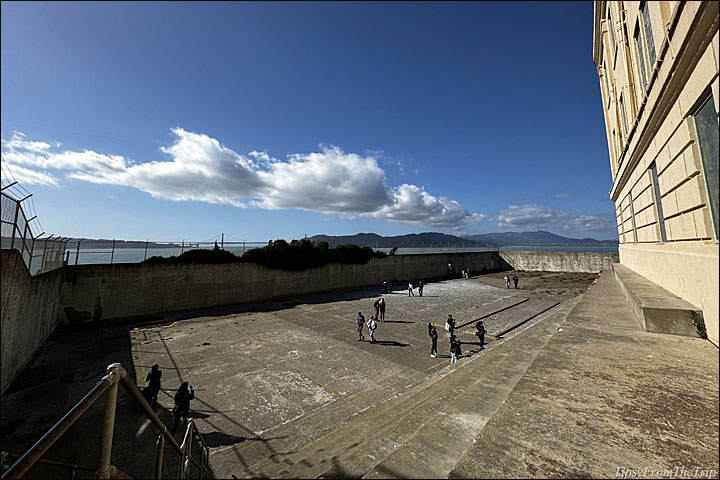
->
[593,1,719,345]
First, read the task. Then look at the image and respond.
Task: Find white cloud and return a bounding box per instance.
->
[371,184,470,227]
[555,192,570,199]
[1,162,58,187]
[497,205,616,234]
[255,145,392,213]
[1,129,483,228]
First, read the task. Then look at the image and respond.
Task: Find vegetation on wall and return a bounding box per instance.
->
[691,311,708,339]
[141,238,386,271]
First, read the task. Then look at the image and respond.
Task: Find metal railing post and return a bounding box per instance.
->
[97,363,122,479]
[154,433,164,479]
[110,239,116,264]
[144,239,149,261]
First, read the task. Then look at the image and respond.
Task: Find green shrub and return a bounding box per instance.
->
[241,239,386,270]
[142,248,242,265]
[141,240,387,270]
[691,311,708,339]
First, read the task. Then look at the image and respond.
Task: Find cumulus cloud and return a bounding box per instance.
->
[497,205,616,234]
[371,184,471,227]
[1,129,483,228]
[256,146,392,213]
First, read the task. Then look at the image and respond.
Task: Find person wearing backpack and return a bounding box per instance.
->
[428,323,438,358]
[373,298,380,320]
[368,316,378,344]
[356,312,366,342]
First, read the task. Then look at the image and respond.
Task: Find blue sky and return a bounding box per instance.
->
[1,1,618,242]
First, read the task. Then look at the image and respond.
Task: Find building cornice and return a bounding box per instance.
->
[593,1,607,65]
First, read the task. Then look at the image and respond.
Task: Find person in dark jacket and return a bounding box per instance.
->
[513,274,519,289]
[428,323,438,358]
[145,363,162,409]
[475,321,487,351]
[450,335,462,364]
[171,382,195,435]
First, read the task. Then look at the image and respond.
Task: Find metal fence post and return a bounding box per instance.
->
[28,235,37,272]
[110,239,116,264]
[10,199,19,250]
[75,239,83,265]
[144,239,149,261]
[97,363,122,479]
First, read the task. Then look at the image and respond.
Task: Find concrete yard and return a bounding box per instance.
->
[2,270,717,479]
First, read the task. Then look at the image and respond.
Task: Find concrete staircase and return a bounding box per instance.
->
[247,300,577,479]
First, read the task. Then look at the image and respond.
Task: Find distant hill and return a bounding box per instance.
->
[309,232,486,247]
[309,231,617,246]
[463,231,618,245]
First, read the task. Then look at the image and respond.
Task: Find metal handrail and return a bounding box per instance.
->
[1,363,210,479]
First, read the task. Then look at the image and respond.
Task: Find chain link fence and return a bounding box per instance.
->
[64,238,501,266]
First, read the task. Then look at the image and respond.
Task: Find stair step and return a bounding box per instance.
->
[253,300,574,479]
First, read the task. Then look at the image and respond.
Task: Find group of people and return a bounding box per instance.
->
[356,311,378,343]
[427,315,486,364]
[408,280,423,296]
[382,279,425,297]
[140,364,195,436]
[504,274,519,289]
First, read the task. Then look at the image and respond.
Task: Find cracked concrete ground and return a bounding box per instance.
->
[1,272,584,478]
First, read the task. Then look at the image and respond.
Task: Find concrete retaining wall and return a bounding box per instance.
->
[1,250,64,395]
[499,251,619,273]
[60,252,505,321]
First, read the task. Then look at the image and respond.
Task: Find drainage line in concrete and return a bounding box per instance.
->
[493,301,561,339]
[454,297,530,330]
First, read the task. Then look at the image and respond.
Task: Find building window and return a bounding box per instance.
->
[650,161,667,243]
[692,92,720,242]
[634,24,648,92]
[607,6,617,61]
[619,93,628,139]
[640,2,656,68]
[603,61,612,109]
[629,191,638,243]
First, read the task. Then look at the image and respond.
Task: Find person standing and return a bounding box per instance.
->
[171,382,194,435]
[504,275,510,289]
[513,274,519,289]
[382,281,388,294]
[373,298,380,320]
[145,363,162,409]
[445,314,455,342]
[356,312,366,342]
[408,282,415,296]
[378,297,386,321]
[450,335,462,364]
[475,320,486,351]
[418,280,424,297]
[368,316,377,344]
[428,323,438,358]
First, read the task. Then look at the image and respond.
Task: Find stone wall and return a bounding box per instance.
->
[498,250,619,273]
[1,250,64,394]
[59,252,506,321]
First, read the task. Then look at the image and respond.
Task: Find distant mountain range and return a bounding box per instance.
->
[309,231,617,246]
[463,231,618,245]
